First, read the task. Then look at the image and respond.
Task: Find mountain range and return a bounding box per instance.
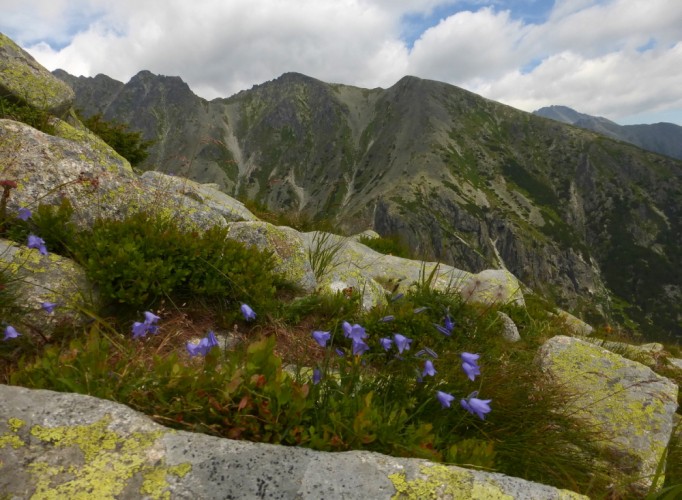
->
[53,69,682,341]
[534,105,682,160]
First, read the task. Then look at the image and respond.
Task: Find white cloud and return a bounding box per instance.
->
[4,0,682,124]
[407,7,530,82]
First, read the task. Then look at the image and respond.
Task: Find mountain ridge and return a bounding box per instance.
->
[53,69,682,341]
[534,104,682,160]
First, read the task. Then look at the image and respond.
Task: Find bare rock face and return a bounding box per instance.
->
[536,336,678,496]
[0,33,74,116]
[0,384,588,499]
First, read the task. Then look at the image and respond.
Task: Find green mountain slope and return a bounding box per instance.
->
[54,70,682,341]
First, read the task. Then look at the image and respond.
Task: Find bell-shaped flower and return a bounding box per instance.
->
[379,337,393,351]
[240,303,256,321]
[312,368,322,385]
[436,390,455,409]
[379,315,395,322]
[461,391,492,420]
[3,325,20,340]
[18,207,32,221]
[393,333,412,354]
[312,330,331,348]
[461,352,481,381]
[422,360,436,377]
[41,301,58,313]
[352,339,370,356]
[342,321,367,342]
[27,234,47,256]
[187,331,219,357]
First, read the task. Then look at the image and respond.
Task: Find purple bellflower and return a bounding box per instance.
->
[342,321,367,342]
[461,352,481,381]
[3,326,20,340]
[461,391,492,420]
[186,331,219,357]
[17,207,31,221]
[422,360,437,377]
[393,333,412,354]
[41,301,58,314]
[379,337,393,351]
[132,311,161,339]
[312,368,322,385]
[312,330,331,348]
[241,303,256,321]
[27,234,47,256]
[436,390,455,409]
[352,339,370,356]
[379,315,395,322]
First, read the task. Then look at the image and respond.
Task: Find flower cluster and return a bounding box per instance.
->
[309,313,491,420]
[437,352,492,420]
[183,304,255,358]
[131,311,160,339]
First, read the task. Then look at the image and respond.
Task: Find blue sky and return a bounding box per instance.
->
[2,0,682,125]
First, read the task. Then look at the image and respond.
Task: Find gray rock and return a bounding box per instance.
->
[141,171,258,222]
[536,336,678,496]
[553,309,594,336]
[0,238,96,339]
[301,231,525,309]
[0,33,75,116]
[0,119,225,231]
[497,311,521,342]
[0,384,588,499]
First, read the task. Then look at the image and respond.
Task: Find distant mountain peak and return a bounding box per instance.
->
[534,105,682,160]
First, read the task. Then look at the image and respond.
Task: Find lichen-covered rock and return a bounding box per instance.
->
[459,269,525,307]
[0,238,96,338]
[227,221,317,293]
[536,336,678,496]
[577,337,665,369]
[0,119,226,231]
[0,384,587,499]
[141,171,258,222]
[497,311,521,342]
[553,309,594,336]
[0,33,75,116]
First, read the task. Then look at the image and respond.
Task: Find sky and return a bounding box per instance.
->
[2,0,682,125]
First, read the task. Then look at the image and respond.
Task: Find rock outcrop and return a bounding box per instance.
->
[0,33,74,116]
[536,336,678,495]
[0,384,588,499]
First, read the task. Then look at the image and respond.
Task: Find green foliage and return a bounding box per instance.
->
[307,231,346,281]
[78,111,153,166]
[358,234,412,259]
[73,211,278,309]
[10,327,312,445]
[27,199,77,257]
[0,95,55,134]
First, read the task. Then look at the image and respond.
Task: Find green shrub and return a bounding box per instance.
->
[0,95,55,134]
[78,111,153,166]
[74,211,278,310]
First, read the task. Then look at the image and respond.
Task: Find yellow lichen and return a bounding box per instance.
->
[0,434,25,449]
[8,417,25,432]
[22,415,192,498]
[389,464,513,500]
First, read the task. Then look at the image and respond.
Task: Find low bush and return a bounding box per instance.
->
[73,211,279,311]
